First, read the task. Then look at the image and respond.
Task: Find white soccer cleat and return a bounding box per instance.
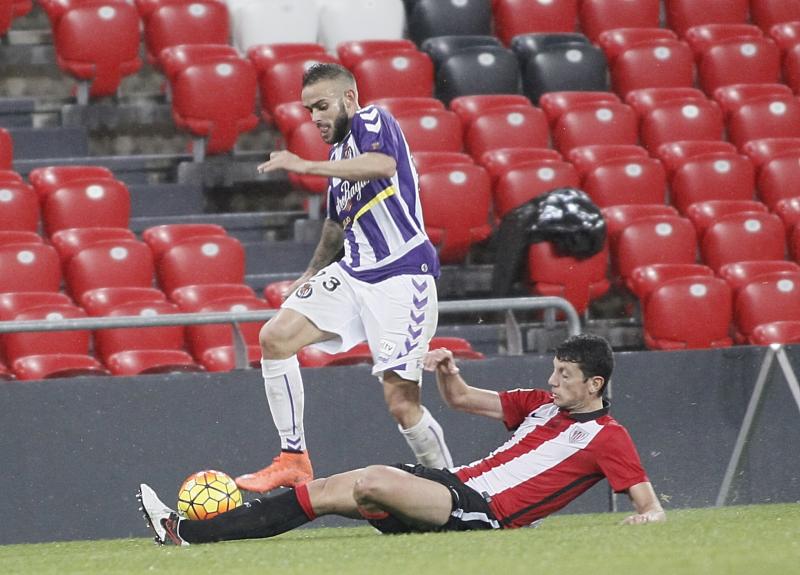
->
[137,483,188,546]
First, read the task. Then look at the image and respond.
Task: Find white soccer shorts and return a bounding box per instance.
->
[282,262,438,382]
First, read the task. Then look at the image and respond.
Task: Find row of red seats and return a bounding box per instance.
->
[0,0,31,36]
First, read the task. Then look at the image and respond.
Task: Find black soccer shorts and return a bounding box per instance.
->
[367,463,500,534]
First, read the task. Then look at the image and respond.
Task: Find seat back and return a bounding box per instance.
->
[552,102,638,153]
[0,181,39,232]
[434,46,521,105]
[28,165,114,199]
[0,243,61,292]
[394,109,463,153]
[581,156,666,207]
[701,212,786,271]
[640,99,724,152]
[728,98,800,149]
[615,215,698,278]
[665,0,749,36]
[4,303,91,362]
[735,271,800,341]
[698,37,781,95]
[493,159,580,219]
[465,106,548,158]
[142,223,227,262]
[669,153,756,213]
[94,300,186,360]
[407,0,492,45]
[42,178,130,236]
[232,0,318,53]
[317,0,405,52]
[523,42,608,103]
[420,35,501,69]
[157,235,245,296]
[351,49,434,103]
[144,0,229,64]
[66,240,155,302]
[493,0,578,46]
[611,39,694,97]
[579,0,659,41]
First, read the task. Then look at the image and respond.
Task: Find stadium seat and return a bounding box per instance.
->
[142,223,228,263]
[510,32,589,66]
[700,212,786,272]
[579,0,660,42]
[464,106,549,158]
[756,155,800,208]
[782,44,800,94]
[601,204,680,250]
[683,24,764,57]
[669,153,756,213]
[596,27,678,63]
[412,151,474,173]
[477,147,562,184]
[0,169,22,184]
[655,140,739,175]
[609,39,695,98]
[552,102,638,154]
[394,109,463,153]
[263,279,294,308]
[727,98,800,149]
[231,0,318,53]
[28,165,114,200]
[65,240,156,303]
[664,0,749,37]
[493,159,580,220]
[613,215,698,281]
[492,0,578,46]
[171,283,257,312]
[0,243,61,293]
[53,1,142,102]
[643,276,733,350]
[272,101,313,138]
[624,87,709,118]
[697,37,781,96]
[640,100,724,152]
[768,21,800,52]
[685,200,767,238]
[41,179,130,236]
[420,35,502,69]
[105,349,203,376]
[527,240,610,315]
[522,42,608,103]
[539,91,621,127]
[0,181,39,232]
[566,144,649,179]
[628,262,715,304]
[159,44,240,87]
[337,39,418,69]
[12,0,31,18]
[740,137,800,170]
[750,321,800,345]
[718,260,800,294]
[92,300,190,360]
[143,0,229,65]
[0,127,11,170]
[170,56,259,158]
[406,0,492,45]
[775,197,800,235]
[156,235,246,297]
[0,0,12,37]
[734,271,800,342]
[369,97,444,119]
[317,0,405,52]
[246,42,326,77]
[3,303,96,366]
[750,0,800,33]
[448,94,531,129]
[712,83,793,117]
[286,121,331,196]
[11,353,108,380]
[581,156,666,207]
[427,336,485,359]
[50,227,136,265]
[0,231,42,247]
[350,49,435,103]
[418,164,492,263]
[0,291,72,320]
[792,225,800,261]
[433,46,521,105]
[81,286,167,316]
[185,297,270,371]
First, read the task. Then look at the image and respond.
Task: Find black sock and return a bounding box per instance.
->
[178,490,312,544]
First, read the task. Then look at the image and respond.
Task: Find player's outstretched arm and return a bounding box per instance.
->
[423,348,503,420]
[258,150,396,181]
[622,482,666,525]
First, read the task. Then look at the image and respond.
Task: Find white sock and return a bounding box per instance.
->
[262,356,306,452]
[398,406,453,468]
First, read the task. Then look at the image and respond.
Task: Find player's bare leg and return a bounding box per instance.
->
[235,308,334,493]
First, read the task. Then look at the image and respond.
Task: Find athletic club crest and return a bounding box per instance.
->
[569,428,588,444]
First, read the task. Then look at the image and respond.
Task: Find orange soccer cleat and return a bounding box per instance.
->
[235,452,314,493]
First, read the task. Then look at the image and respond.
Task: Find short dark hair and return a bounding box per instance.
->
[555,334,614,395]
[302,62,355,88]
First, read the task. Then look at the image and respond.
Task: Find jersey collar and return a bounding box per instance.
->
[564,399,610,422]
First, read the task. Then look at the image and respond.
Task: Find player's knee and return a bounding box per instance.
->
[352,466,393,506]
[259,322,290,358]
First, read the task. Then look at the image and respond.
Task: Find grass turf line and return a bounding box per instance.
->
[1,503,798,575]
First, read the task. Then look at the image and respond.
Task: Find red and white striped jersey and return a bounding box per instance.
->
[453,388,648,528]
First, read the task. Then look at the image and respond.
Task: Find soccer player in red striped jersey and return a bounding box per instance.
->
[138,335,664,545]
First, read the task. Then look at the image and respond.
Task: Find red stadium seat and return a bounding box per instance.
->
[735,271,800,342]
[669,153,756,213]
[350,49,434,103]
[156,235,245,297]
[538,91,620,127]
[727,98,800,149]
[28,165,114,200]
[614,215,698,280]
[628,262,715,304]
[527,241,610,314]
[665,0,749,37]
[685,200,767,238]
[697,37,781,96]
[0,169,22,184]
[0,243,61,293]
[0,0,12,37]
[0,181,39,232]
[655,140,739,175]
[792,225,800,261]
[464,106,549,159]
[640,100,724,152]
[171,283,257,312]
[684,23,764,56]
[142,223,227,263]
[740,137,800,170]
[775,197,800,235]
[566,144,648,178]
[712,83,793,117]
[581,156,666,207]
[50,227,136,266]
[701,212,786,271]
[0,127,12,170]
[448,94,533,130]
[369,97,444,119]
[81,286,166,316]
[624,87,709,118]
[41,178,130,236]
[756,155,800,208]
[53,1,142,101]
[601,204,680,250]
[418,164,492,263]
[643,276,733,349]
[596,27,678,63]
[170,56,259,157]
[610,39,695,98]
[272,101,312,139]
[0,291,72,320]
[782,44,800,94]
[493,159,580,220]
[477,148,562,184]
[493,0,578,46]
[263,280,294,308]
[143,0,229,65]
[428,337,485,360]
[0,231,42,247]
[718,260,800,294]
[65,240,155,303]
[750,0,800,32]
[159,44,239,86]
[105,349,202,376]
[336,39,417,69]
[412,151,474,173]
[750,321,800,345]
[12,353,108,380]
[286,121,331,196]
[4,303,92,363]
[579,0,660,42]
[394,109,463,153]
[768,21,800,52]
[552,102,638,153]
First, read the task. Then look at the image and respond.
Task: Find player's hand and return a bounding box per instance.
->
[621,510,666,525]
[257,151,310,175]
[423,348,460,375]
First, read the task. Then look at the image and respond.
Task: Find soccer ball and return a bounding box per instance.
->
[177,470,243,520]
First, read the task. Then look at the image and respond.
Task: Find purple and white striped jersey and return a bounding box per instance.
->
[326,105,440,284]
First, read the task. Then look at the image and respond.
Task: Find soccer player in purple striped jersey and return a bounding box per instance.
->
[234,63,452,493]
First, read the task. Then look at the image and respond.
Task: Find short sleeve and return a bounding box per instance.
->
[595,425,649,493]
[499,388,553,430]
[351,108,400,158]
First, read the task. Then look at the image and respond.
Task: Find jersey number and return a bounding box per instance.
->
[323,277,341,292]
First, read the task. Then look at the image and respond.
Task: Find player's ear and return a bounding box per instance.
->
[344,87,359,111]
[588,376,604,396]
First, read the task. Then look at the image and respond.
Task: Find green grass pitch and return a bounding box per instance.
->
[2,504,798,575]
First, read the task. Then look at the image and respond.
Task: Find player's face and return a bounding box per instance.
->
[547,357,601,413]
[302,80,355,145]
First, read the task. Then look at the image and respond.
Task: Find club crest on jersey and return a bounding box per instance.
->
[343,145,355,160]
[295,282,313,299]
[569,428,589,444]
